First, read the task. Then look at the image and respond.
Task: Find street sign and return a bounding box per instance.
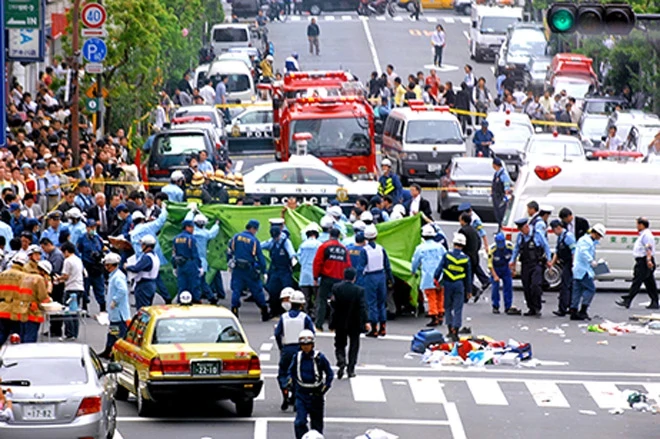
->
[86,98,99,112]
[8,28,44,61]
[1,5,7,149]
[85,63,104,74]
[82,28,108,38]
[82,38,107,63]
[5,0,40,29]
[85,83,109,99]
[81,3,107,29]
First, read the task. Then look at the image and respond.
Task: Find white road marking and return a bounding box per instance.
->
[445,402,467,439]
[584,382,627,409]
[113,431,124,439]
[445,17,455,23]
[256,384,266,401]
[525,380,570,408]
[460,17,470,24]
[234,160,244,172]
[644,383,660,404]
[408,378,447,403]
[376,16,386,21]
[462,30,469,41]
[259,353,271,362]
[490,66,495,74]
[290,16,301,21]
[422,63,459,72]
[427,17,437,22]
[350,376,387,402]
[260,342,273,352]
[325,15,335,20]
[342,15,352,20]
[393,16,403,21]
[117,416,451,426]
[360,16,382,75]
[467,378,508,405]
[254,418,268,439]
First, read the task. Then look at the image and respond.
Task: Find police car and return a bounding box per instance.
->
[242,155,378,207]
[226,106,274,155]
[486,111,536,179]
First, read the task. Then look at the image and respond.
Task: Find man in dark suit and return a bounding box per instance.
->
[405,183,433,221]
[330,268,369,379]
[458,212,481,303]
[86,192,116,239]
[559,207,590,240]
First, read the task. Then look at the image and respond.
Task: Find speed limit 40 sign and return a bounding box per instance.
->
[81,3,107,28]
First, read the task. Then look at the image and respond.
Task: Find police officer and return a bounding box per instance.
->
[172,220,202,302]
[42,211,68,247]
[342,220,366,247]
[185,172,212,204]
[99,252,130,359]
[378,158,403,204]
[262,224,297,317]
[189,213,221,304]
[317,216,334,243]
[64,208,87,246]
[434,233,472,342]
[458,203,491,298]
[0,254,28,345]
[77,219,106,313]
[491,157,512,230]
[346,232,368,287]
[571,224,606,321]
[488,232,520,315]
[362,224,393,338]
[287,329,334,439]
[412,224,447,327]
[510,218,551,317]
[297,223,322,317]
[16,260,50,343]
[326,206,348,237]
[162,170,186,203]
[127,235,161,309]
[549,219,576,317]
[227,220,270,321]
[275,290,315,411]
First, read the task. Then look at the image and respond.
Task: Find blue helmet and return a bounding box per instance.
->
[495,232,505,247]
[292,52,299,60]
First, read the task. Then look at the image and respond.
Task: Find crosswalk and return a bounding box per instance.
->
[257,375,660,410]
[286,15,471,24]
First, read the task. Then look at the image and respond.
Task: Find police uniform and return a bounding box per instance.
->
[129,208,170,302]
[434,248,472,334]
[488,234,514,312]
[555,227,576,314]
[363,241,393,334]
[274,310,315,397]
[126,248,160,309]
[228,223,269,317]
[346,242,368,287]
[491,161,512,228]
[288,349,334,439]
[511,218,551,316]
[161,183,184,203]
[262,229,296,316]
[77,225,106,312]
[172,225,202,301]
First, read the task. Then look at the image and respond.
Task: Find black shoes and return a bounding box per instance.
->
[231,307,239,317]
[552,309,568,317]
[647,302,659,310]
[260,306,270,322]
[523,310,541,317]
[505,307,522,315]
[492,307,500,314]
[337,367,345,380]
[615,299,631,309]
[348,371,356,378]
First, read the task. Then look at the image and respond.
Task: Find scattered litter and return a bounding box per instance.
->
[546,327,565,335]
[597,340,609,345]
[355,429,399,439]
[466,317,472,322]
[648,321,660,330]
[416,335,535,368]
[631,345,637,350]
[520,326,529,331]
[95,312,110,326]
[640,301,651,307]
[609,408,624,415]
[578,324,589,328]
[564,339,572,343]
[404,353,421,360]
[560,323,569,327]
[586,320,660,336]
[579,410,597,416]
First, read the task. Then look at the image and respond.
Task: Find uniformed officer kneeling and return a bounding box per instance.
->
[288,329,334,439]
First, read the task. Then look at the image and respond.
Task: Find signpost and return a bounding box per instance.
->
[5,0,45,62]
[81,3,107,28]
[80,2,108,139]
[5,0,40,29]
[82,38,107,63]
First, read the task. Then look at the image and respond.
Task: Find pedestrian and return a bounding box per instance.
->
[227,220,270,321]
[59,242,85,341]
[363,224,393,337]
[491,157,512,230]
[410,0,421,20]
[458,203,491,294]
[431,25,446,67]
[99,253,130,359]
[412,224,447,326]
[488,232,520,315]
[473,120,494,157]
[558,207,590,240]
[126,235,160,310]
[298,223,322,317]
[287,330,334,439]
[0,255,28,345]
[457,212,481,303]
[190,213,221,304]
[464,65,475,93]
[262,223,297,317]
[214,75,229,120]
[571,224,606,320]
[346,231,368,287]
[455,82,472,132]
[307,18,320,56]
[434,233,471,342]
[275,290,315,411]
[616,217,659,310]
[377,158,403,203]
[472,77,492,124]
[172,220,201,302]
[285,52,300,73]
[510,218,552,317]
[331,268,369,379]
[77,219,106,313]
[549,219,576,317]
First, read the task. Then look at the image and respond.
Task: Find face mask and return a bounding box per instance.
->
[282,302,292,311]
[349,213,357,222]
[89,230,96,236]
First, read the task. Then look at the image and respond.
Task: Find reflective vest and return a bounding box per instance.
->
[134,253,160,283]
[296,351,324,389]
[282,311,306,345]
[364,242,385,273]
[270,238,291,272]
[185,187,204,204]
[378,176,396,196]
[443,252,469,281]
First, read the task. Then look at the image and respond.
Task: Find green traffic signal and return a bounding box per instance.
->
[547,3,636,35]
[551,9,576,32]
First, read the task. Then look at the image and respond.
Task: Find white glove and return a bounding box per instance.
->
[590,260,599,268]
[187,202,198,210]
[291,257,298,268]
[199,268,204,276]
[479,249,488,259]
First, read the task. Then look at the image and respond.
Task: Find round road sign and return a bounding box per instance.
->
[81,3,107,29]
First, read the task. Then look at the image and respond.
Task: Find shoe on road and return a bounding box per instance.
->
[337,367,345,380]
[615,299,631,309]
[505,307,522,315]
[492,307,500,314]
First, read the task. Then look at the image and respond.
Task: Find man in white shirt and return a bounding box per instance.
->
[616,217,659,309]
[431,25,446,67]
[59,242,85,341]
[199,79,216,105]
[604,125,623,151]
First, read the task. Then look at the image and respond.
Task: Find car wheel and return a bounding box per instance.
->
[135,377,156,417]
[309,4,322,15]
[114,382,129,401]
[235,397,255,417]
[106,401,117,439]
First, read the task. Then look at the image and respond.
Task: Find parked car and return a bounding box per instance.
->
[486,111,534,179]
[495,23,549,84]
[579,113,609,155]
[438,157,496,219]
[522,133,586,163]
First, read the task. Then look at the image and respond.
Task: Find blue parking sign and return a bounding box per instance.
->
[82,38,107,63]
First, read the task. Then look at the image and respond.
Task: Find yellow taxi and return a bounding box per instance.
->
[111,295,262,417]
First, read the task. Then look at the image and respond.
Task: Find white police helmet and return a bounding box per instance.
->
[360,211,373,222]
[364,224,378,240]
[11,253,28,266]
[280,287,295,300]
[452,233,466,246]
[352,220,367,231]
[132,211,146,221]
[171,170,185,182]
[102,252,121,265]
[290,290,306,304]
[328,205,342,218]
[194,213,209,227]
[302,431,324,439]
[66,207,83,219]
[37,260,53,275]
[320,215,334,229]
[27,244,42,256]
[421,224,436,238]
[140,235,157,247]
[298,329,315,344]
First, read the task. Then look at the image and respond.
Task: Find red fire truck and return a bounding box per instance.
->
[269,71,377,179]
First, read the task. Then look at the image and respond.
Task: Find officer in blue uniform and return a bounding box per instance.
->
[65,208,87,246]
[377,158,403,204]
[77,219,107,312]
[297,223,322,317]
[549,219,576,317]
[488,232,520,315]
[346,232,368,287]
[130,206,170,302]
[187,213,221,303]
[172,220,202,303]
[227,220,270,321]
[126,235,161,310]
[458,202,491,298]
[287,329,334,439]
[42,211,68,248]
[317,216,334,244]
[161,170,185,203]
[262,224,297,317]
[362,224,393,338]
[491,157,512,230]
[342,220,366,247]
[274,290,315,411]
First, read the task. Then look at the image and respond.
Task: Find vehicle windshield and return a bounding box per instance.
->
[152,317,245,344]
[213,28,248,43]
[583,100,624,114]
[405,120,463,144]
[553,79,591,99]
[528,139,583,157]
[509,30,547,56]
[452,160,494,177]
[1,358,88,386]
[290,117,371,156]
[581,117,608,138]
[480,16,520,34]
[532,62,550,74]
[154,133,207,156]
[490,126,532,143]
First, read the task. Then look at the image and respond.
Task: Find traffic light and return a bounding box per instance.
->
[547,3,636,35]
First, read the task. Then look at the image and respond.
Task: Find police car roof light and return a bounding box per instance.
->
[505,109,511,115]
[534,165,562,181]
[409,104,450,113]
[295,96,362,106]
[293,132,313,141]
[172,116,212,124]
[552,130,559,137]
[505,119,511,126]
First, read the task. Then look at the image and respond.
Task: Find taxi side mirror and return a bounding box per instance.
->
[104,362,123,375]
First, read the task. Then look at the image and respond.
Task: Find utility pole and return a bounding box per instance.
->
[71,0,81,166]
[96,0,104,140]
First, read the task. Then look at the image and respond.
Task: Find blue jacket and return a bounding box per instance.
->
[411,238,447,290]
[297,237,321,287]
[42,224,69,248]
[130,208,168,265]
[573,234,597,279]
[470,212,486,239]
[228,230,267,272]
[378,172,403,203]
[512,228,551,262]
[0,222,12,251]
[192,222,220,272]
[74,193,94,211]
[161,184,184,203]
[347,243,368,283]
[126,251,155,276]
[473,128,494,150]
[10,215,27,238]
[173,230,201,269]
[107,268,130,322]
[68,221,87,246]
[77,232,104,267]
[274,309,315,349]
[434,248,472,293]
[288,349,334,393]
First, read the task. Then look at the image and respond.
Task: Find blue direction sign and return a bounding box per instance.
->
[82,38,107,63]
[1,4,7,148]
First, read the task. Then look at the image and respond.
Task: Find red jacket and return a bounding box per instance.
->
[313,239,351,281]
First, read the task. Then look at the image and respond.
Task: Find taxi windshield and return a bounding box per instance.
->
[290,117,371,157]
[405,120,463,144]
[152,317,245,344]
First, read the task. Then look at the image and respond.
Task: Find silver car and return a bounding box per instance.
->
[439,157,495,219]
[0,343,122,439]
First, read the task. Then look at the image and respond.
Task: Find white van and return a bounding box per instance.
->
[381,106,467,184]
[207,60,255,103]
[469,5,523,62]
[210,24,252,54]
[502,160,660,283]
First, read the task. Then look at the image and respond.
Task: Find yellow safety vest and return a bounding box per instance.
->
[378,177,395,196]
[443,252,469,282]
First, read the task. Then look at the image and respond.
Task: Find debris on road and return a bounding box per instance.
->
[579,410,598,416]
[355,429,399,439]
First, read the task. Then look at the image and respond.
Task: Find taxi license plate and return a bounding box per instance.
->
[24,404,56,420]
[192,361,221,376]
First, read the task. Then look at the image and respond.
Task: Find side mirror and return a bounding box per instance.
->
[273,123,281,139]
[104,362,123,375]
[472,21,477,29]
[466,128,473,136]
[601,135,607,141]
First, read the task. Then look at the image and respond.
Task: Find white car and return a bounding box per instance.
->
[243,155,378,208]
[522,133,586,163]
[226,106,273,139]
[174,105,226,140]
[486,111,535,178]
